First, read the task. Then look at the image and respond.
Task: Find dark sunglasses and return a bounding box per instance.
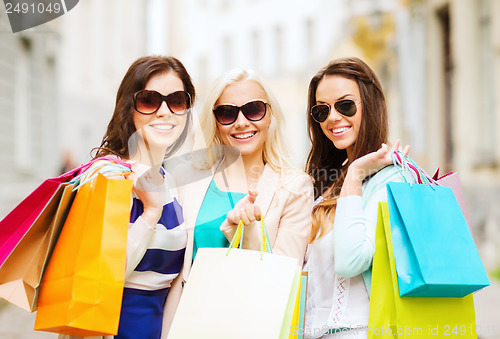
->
[310,99,359,123]
[133,90,191,115]
[213,100,267,125]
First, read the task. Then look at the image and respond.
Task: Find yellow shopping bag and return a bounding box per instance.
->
[288,271,308,339]
[34,173,132,336]
[368,202,477,338]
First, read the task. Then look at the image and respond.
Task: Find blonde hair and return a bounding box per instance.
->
[197,68,294,173]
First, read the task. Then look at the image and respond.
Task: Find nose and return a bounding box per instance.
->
[326,107,343,123]
[155,101,172,117]
[233,110,249,128]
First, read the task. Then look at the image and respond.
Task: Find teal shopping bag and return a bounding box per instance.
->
[386,179,490,298]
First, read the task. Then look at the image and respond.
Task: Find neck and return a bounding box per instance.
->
[241,153,265,189]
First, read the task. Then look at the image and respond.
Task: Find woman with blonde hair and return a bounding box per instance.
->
[168,69,313,305]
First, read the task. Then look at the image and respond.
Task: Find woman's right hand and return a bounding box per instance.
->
[127,162,164,226]
[226,189,262,226]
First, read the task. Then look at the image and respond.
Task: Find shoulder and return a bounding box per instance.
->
[272,166,314,198]
[362,165,404,197]
[165,153,219,188]
[366,165,403,185]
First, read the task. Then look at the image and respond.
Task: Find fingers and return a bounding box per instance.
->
[226,190,262,225]
[389,139,400,154]
[402,145,411,157]
[247,189,258,204]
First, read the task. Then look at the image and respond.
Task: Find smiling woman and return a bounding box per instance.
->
[59,56,195,339]
[168,69,314,310]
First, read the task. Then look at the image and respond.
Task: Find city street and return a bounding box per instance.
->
[1,278,499,338]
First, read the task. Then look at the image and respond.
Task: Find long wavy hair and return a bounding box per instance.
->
[197,68,293,173]
[306,57,387,242]
[93,56,195,160]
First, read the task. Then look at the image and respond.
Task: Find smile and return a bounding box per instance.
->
[330,126,351,136]
[231,131,257,140]
[151,124,175,130]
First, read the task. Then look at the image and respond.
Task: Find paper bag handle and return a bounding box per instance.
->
[391,151,436,186]
[226,217,273,259]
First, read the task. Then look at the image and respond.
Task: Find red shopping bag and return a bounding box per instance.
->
[0,166,83,266]
[0,183,76,312]
[0,156,131,267]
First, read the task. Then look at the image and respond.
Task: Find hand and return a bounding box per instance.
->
[340,140,410,197]
[349,140,410,181]
[226,189,262,225]
[126,161,164,225]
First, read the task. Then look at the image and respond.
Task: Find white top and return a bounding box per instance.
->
[302,166,404,338]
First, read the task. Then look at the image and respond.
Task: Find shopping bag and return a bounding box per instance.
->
[168,219,301,339]
[0,183,76,312]
[34,172,132,336]
[368,202,477,338]
[289,272,308,339]
[433,169,471,232]
[0,171,78,267]
[392,153,472,234]
[0,155,128,267]
[386,153,489,297]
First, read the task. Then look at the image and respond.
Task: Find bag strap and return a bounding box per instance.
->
[226,216,272,259]
[391,151,436,186]
[70,158,132,190]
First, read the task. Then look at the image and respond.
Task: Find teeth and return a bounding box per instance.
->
[152,124,174,130]
[233,132,255,139]
[332,127,349,133]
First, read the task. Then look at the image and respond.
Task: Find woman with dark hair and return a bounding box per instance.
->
[302,57,409,338]
[61,55,194,339]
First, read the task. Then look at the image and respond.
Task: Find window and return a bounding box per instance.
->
[476,0,495,165]
[251,30,260,69]
[14,37,32,172]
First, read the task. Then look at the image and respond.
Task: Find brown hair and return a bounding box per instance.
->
[93,56,195,160]
[305,57,387,242]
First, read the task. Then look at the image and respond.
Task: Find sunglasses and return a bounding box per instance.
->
[213,100,268,125]
[133,90,191,115]
[310,99,360,123]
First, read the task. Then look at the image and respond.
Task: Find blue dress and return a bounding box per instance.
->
[115,188,186,339]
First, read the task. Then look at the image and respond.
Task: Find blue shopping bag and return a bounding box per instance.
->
[386,153,490,298]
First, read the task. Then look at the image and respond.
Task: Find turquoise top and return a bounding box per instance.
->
[192,179,246,261]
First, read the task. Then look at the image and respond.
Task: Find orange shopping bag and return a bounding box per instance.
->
[34,172,132,336]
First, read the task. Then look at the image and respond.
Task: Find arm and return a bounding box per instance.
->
[220,173,314,263]
[160,266,185,338]
[332,177,395,277]
[124,163,164,278]
[271,174,314,262]
[332,142,409,277]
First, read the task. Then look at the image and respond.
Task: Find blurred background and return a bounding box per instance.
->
[0,0,499,337]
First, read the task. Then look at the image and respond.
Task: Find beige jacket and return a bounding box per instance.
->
[161,150,314,337]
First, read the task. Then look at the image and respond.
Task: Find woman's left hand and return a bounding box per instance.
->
[350,140,410,180]
[340,140,410,197]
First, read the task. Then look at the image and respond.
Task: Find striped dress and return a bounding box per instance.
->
[116,173,187,339]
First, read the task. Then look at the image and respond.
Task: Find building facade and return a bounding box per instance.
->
[401,0,500,269]
[0,14,61,216]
